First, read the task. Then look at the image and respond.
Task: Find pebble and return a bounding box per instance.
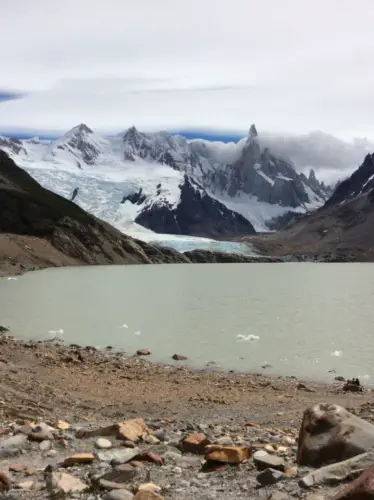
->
[253,450,286,471]
[257,468,285,486]
[144,434,160,445]
[46,449,58,457]
[103,491,135,500]
[152,429,166,442]
[96,437,113,449]
[17,479,34,490]
[39,439,51,451]
[0,434,27,457]
[51,471,88,493]
[97,448,140,463]
[63,452,95,466]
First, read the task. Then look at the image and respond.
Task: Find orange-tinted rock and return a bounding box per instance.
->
[9,464,25,473]
[0,472,10,492]
[135,491,164,500]
[63,453,95,467]
[117,419,147,442]
[205,445,251,464]
[133,451,164,466]
[181,433,211,454]
[129,461,145,468]
[332,465,374,499]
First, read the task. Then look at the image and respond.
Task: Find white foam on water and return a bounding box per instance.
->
[331,350,342,357]
[236,334,260,341]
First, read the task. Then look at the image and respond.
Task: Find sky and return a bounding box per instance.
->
[1,0,374,140]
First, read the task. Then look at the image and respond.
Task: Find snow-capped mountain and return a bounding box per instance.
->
[259,153,374,261]
[0,124,330,239]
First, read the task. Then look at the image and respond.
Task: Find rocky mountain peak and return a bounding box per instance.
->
[326,153,374,207]
[249,124,258,139]
[69,123,93,136]
[44,124,108,167]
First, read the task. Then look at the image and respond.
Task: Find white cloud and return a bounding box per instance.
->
[1,0,374,138]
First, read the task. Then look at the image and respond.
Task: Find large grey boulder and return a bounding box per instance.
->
[297,404,374,466]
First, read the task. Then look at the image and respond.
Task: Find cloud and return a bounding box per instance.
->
[0,91,25,102]
[1,0,374,140]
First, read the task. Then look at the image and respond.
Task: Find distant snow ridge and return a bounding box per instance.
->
[0,123,332,240]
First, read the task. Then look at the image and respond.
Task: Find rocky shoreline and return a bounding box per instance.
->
[1,331,374,499]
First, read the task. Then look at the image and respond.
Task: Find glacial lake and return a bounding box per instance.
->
[1,263,373,384]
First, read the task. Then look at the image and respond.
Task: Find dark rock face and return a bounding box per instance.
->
[0,137,25,155]
[326,153,374,207]
[121,124,330,222]
[185,249,281,263]
[134,175,256,238]
[266,211,306,231]
[224,129,310,208]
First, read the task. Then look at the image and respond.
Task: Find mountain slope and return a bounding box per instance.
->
[131,175,256,238]
[0,150,190,276]
[0,124,330,238]
[249,154,374,261]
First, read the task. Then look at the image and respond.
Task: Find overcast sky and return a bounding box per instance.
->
[1,0,374,139]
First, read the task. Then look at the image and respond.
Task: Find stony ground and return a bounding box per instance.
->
[1,332,374,499]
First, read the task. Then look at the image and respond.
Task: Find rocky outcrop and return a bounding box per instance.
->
[185,249,281,263]
[134,175,256,238]
[297,404,374,466]
[225,126,312,208]
[326,153,374,207]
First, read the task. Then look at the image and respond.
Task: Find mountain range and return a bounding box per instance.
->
[0,124,332,239]
[250,153,374,261]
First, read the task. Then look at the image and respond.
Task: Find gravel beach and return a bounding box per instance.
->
[1,331,374,499]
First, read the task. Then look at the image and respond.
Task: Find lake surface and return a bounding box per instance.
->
[1,263,373,384]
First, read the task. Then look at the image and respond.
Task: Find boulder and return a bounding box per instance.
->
[181,433,211,454]
[299,450,374,488]
[332,465,374,499]
[297,404,374,466]
[204,445,251,464]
